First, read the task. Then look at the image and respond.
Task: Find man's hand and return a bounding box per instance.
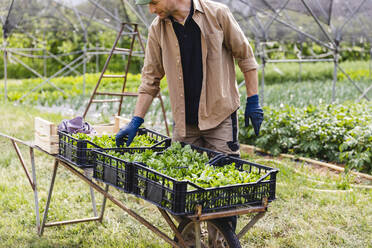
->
[244,94,264,136]
[115,116,144,147]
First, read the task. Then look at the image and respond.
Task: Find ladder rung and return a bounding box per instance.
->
[92,99,121,103]
[121,22,139,26]
[121,32,139,36]
[102,74,126,78]
[114,48,130,52]
[96,92,139,97]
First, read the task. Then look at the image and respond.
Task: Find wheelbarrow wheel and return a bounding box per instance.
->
[175,219,241,248]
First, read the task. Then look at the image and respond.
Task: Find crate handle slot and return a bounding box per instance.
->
[206,154,227,165]
[256,171,273,183]
[186,181,205,191]
[150,138,172,148]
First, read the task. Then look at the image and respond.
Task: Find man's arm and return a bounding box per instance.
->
[116,21,164,146]
[244,69,258,97]
[134,93,155,118]
[218,6,263,136]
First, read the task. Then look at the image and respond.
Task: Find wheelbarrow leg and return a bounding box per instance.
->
[194,221,202,248]
[30,147,41,234]
[39,159,59,236]
[84,168,97,217]
[98,184,109,223]
[237,212,266,239]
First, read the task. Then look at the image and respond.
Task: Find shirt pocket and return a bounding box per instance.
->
[205,31,224,60]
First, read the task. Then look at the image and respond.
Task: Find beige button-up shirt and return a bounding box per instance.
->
[138,0,258,137]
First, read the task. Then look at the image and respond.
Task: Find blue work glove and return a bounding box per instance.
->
[115,116,144,147]
[244,94,264,136]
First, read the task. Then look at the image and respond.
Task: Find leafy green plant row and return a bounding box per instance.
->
[236,60,371,85]
[256,41,371,62]
[105,142,261,188]
[2,61,370,106]
[73,132,156,148]
[2,72,168,105]
[239,101,372,174]
[4,73,139,104]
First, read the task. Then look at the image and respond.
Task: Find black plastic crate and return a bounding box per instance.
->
[58,128,170,168]
[179,142,224,161]
[91,141,223,205]
[92,147,168,192]
[136,128,171,147]
[132,155,278,215]
[58,131,100,168]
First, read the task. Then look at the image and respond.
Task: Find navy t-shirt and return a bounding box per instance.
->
[170,1,203,125]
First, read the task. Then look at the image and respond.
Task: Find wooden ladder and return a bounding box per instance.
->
[83,22,169,136]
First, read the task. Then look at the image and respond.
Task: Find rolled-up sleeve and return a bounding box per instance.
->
[219,6,258,73]
[138,23,165,97]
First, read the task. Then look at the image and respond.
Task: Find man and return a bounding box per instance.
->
[116,0,263,232]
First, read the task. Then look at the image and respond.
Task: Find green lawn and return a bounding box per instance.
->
[0,102,371,247]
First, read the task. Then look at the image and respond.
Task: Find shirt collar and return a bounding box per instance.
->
[193,0,204,13]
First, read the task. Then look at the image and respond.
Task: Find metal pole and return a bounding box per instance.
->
[3,40,7,101]
[96,42,99,73]
[299,43,303,82]
[47,50,81,76]
[300,0,336,47]
[83,43,87,96]
[84,168,98,217]
[263,0,290,31]
[99,184,109,222]
[260,43,266,106]
[358,84,372,102]
[72,4,88,96]
[122,0,150,28]
[332,44,339,103]
[11,140,34,189]
[369,47,372,77]
[43,48,47,77]
[39,159,59,236]
[43,31,47,77]
[337,0,368,35]
[87,0,123,24]
[267,58,333,63]
[30,147,41,233]
[240,0,334,51]
[337,64,369,100]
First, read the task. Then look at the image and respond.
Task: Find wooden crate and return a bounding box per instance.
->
[34,116,130,154]
[114,115,131,133]
[93,124,115,135]
[34,117,59,154]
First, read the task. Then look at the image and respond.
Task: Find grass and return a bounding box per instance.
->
[0,102,371,247]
